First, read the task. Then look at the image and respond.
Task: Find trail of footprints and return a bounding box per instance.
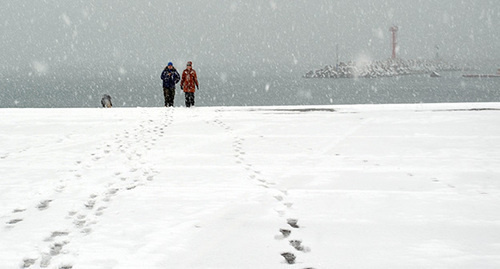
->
[211,112,314,268]
[7,109,175,269]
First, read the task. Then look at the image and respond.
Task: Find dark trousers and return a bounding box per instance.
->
[163,87,175,107]
[185,92,195,107]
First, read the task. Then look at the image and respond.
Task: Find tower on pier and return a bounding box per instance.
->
[389,26,398,59]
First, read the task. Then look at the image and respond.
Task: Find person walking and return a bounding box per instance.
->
[180,61,199,107]
[160,62,180,107]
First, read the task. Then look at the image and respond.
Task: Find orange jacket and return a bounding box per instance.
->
[180,68,199,93]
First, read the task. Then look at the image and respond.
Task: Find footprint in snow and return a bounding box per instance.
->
[107,188,119,195]
[37,241,70,268]
[287,218,300,228]
[55,185,66,192]
[40,253,52,268]
[21,258,37,268]
[73,215,86,228]
[37,200,52,211]
[274,228,291,240]
[45,231,69,242]
[49,241,68,256]
[281,228,292,237]
[290,240,310,252]
[85,199,96,210]
[6,218,23,225]
[276,210,285,217]
[281,252,296,264]
[95,206,107,216]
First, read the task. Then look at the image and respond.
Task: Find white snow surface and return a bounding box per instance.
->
[1,103,500,269]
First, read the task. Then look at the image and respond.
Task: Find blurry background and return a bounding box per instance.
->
[1,0,499,107]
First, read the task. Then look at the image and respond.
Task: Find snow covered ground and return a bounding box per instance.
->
[1,103,500,269]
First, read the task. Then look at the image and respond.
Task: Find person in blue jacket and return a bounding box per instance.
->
[161,62,180,107]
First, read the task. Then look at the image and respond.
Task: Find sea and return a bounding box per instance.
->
[1,65,499,108]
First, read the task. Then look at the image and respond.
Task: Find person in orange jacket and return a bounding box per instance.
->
[180,61,199,107]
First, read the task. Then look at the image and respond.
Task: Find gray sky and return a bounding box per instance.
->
[1,0,499,75]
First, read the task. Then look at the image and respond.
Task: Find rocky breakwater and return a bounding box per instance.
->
[304,59,460,79]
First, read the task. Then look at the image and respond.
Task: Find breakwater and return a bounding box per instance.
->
[304,59,462,79]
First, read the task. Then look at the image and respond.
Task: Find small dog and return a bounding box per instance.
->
[101,94,112,108]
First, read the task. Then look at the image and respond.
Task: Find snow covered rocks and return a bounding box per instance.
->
[304,58,460,78]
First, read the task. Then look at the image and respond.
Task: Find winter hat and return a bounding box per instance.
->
[187,61,192,66]
[168,62,173,66]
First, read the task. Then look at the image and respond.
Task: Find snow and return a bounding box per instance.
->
[1,103,500,269]
[31,61,49,75]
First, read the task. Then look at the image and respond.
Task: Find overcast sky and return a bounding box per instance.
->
[1,0,499,75]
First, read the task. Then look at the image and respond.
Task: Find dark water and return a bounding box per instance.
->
[1,68,499,108]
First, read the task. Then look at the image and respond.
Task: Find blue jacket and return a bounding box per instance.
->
[161,67,180,88]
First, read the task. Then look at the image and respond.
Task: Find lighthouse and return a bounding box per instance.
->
[389,26,398,59]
